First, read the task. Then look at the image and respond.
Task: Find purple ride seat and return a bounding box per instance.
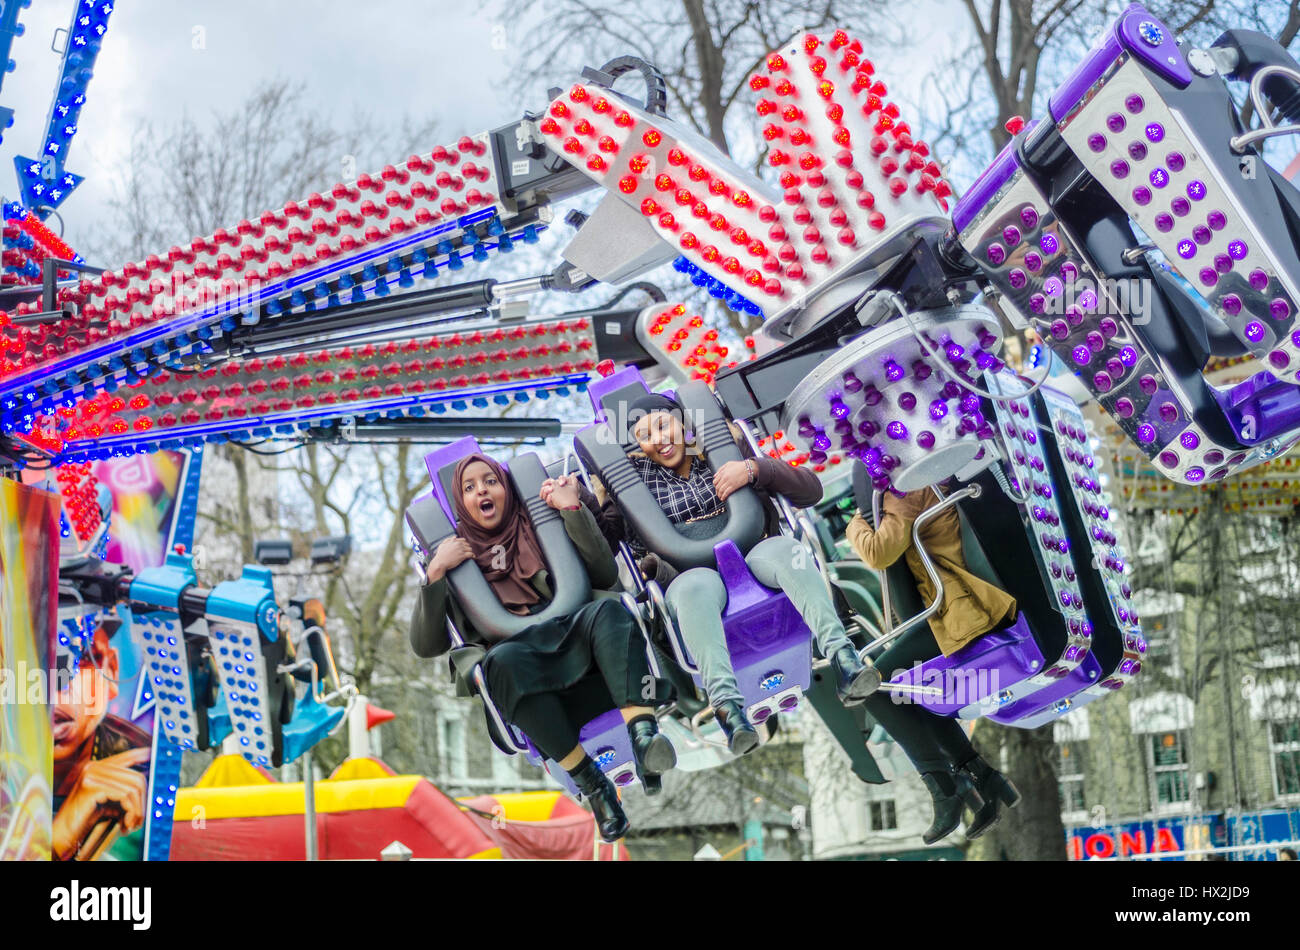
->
[858,460,1064,721]
[581,365,813,726]
[712,540,813,725]
[417,436,641,799]
[871,482,1101,723]
[883,615,1044,717]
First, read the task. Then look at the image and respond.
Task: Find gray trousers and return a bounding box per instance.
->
[664,535,851,706]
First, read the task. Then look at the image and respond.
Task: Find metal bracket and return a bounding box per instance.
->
[1230,64,1300,152]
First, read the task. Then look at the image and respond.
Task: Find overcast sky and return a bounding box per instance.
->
[0,0,545,254]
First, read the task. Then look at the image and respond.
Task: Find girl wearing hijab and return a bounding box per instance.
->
[596,393,880,756]
[409,453,675,842]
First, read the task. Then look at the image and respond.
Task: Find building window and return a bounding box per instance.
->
[868,800,897,831]
[439,715,467,782]
[1270,720,1300,798]
[1058,742,1087,817]
[1147,730,1191,808]
[1142,614,1179,669]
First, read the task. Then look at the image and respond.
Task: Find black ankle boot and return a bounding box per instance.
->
[714,700,760,755]
[960,755,1021,839]
[628,717,676,796]
[570,758,629,842]
[831,645,882,705]
[920,769,984,845]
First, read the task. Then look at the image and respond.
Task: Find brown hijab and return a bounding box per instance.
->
[451,453,546,613]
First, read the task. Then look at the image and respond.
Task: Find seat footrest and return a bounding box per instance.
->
[885,614,1043,716]
[986,651,1102,725]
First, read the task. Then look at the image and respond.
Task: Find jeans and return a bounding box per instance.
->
[664,535,851,706]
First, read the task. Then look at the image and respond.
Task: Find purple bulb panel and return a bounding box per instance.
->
[957,136,1265,486]
[780,309,1002,493]
[1048,4,1191,124]
[1055,46,1299,369]
[1038,385,1145,699]
[983,371,1096,689]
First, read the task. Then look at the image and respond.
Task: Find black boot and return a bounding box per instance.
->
[569,757,629,842]
[960,754,1021,839]
[831,645,882,706]
[628,717,677,796]
[714,699,760,756]
[920,769,984,845]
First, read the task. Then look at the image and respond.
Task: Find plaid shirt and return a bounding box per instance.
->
[627,454,725,557]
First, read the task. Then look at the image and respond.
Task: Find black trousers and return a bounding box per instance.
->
[863,623,979,775]
[485,599,662,762]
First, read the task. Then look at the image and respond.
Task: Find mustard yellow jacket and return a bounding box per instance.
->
[846,487,1017,656]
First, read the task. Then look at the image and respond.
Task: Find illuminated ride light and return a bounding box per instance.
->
[540,28,953,326]
[1,135,514,412]
[12,1,115,214]
[10,316,594,463]
[780,308,1002,486]
[44,372,592,465]
[635,303,750,386]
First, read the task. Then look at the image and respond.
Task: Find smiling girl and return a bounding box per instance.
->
[598,393,880,754]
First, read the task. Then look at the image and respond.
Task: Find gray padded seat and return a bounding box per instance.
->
[404,450,592,640]
[573,380,765,572]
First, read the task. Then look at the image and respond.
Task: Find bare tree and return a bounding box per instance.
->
[508,0,902,338]
[87,80,453,765]
[513,0,902,156]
